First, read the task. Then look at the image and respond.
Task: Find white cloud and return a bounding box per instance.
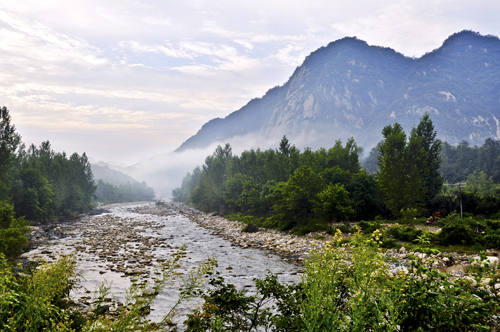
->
[0,0,498,167]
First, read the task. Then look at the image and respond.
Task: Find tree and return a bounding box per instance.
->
[276,136,299,182]
[0,107,21,202]
[0,200,29,257]
[191,144,232,212]
[273,166,323,228]
[13,167,54,222]
[347,170,386,220]
[378,123,428,216]
[224,173,252,212]
[314,183,354,222]
[326,138,362,174]
[412,113,444,204]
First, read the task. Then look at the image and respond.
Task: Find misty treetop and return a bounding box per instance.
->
[173,135,387,231]
[95,179,155,204]
[174,113,500,234]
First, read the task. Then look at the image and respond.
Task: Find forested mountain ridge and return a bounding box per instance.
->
[90,164,156,203]
[176,30,500,152]
[91,164,138,186]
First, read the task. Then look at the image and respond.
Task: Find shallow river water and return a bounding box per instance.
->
[22,202,302,326]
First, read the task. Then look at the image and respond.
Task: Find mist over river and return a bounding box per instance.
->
[22,202,302,326]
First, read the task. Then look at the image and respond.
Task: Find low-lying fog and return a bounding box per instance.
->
[99,131,370,198]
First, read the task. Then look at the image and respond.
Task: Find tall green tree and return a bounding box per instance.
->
[12,167,54,222]
[314,183,354,222]
[0,107,21,202]
[273,166,323,228]
[191,144,232,212]
[378,123,428,216]
[412,113,444,204]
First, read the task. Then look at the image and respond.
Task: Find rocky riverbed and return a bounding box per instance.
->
[21,202,303,327]
[133,201,489,278]
[20,201,500,326]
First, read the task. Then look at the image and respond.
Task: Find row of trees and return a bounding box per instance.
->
[366,133,500,186]
[0,107,96,223]
[95,179,155,204]
[174,114,471,231]
[378,114,443,216]
[173,136,389,231]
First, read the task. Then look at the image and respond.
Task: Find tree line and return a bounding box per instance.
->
[0,107,96,256]
[366,136,500,186]
[95,179,155,204]
[173,113,500,233]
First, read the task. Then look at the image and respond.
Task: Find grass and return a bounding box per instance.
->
[226,212,490,255]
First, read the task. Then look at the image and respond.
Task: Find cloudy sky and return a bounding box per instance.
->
[2,0,499,165]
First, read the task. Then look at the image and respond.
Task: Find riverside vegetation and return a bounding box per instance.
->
[2,226,499,331]
[3,106,500,330]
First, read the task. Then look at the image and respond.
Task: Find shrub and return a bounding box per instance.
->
[0,254,79,331]
[0,246,217,332]
[437,212,486,246]
[330,224,351,235]
[401,207,419,226]
[302,229,500,331]
[386,225,424,242]
[486,219,500,230]
[184,229,500,331]
[184,273,304,331]
[356,220,381,234]
[242,223,258,233]
[0,201,30,257]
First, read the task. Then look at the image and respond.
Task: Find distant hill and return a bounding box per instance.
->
[91,164,138,186]
[176,30,500,152]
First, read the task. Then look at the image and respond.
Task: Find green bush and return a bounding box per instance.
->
[486,218,500,230]
[0,200,30,257]
[437,212,486,246]
[0,246,217,332]
[185,273,304,331]
[356,220,381,234]
[481,230,500,248]
[0,254,80,331]
[386,225,424,242]
[187,229,500,331]
[331,224,351,234]
[380,238,401,249]
[401,207,419,226]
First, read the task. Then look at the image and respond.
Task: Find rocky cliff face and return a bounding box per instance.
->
[176,31,500,152]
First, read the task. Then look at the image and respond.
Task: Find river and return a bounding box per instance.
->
[22,202,302,327]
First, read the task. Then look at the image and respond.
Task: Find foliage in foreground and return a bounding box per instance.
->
[0,247,216,332]
[0,254,80,331]
[2,229,500,331]
[0,200,30,257]
[186,229,500,331]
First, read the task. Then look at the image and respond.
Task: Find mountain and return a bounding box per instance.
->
[176,31,500,152]
[91,164,139,186]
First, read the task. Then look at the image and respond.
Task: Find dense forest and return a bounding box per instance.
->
[173,113,500,234]
[365,137,500,186]
[0,107,96,256]
[0,107,157,256]
[94,179,155,203]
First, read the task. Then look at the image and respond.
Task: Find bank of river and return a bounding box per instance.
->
[22,201,302,326]
[22,200,494,327]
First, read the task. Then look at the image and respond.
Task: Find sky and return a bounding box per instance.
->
[1,0,500,166]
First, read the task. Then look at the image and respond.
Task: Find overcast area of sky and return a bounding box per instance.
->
[1,0,499,166]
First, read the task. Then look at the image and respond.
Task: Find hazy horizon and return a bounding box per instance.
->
[3,0,500,168]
